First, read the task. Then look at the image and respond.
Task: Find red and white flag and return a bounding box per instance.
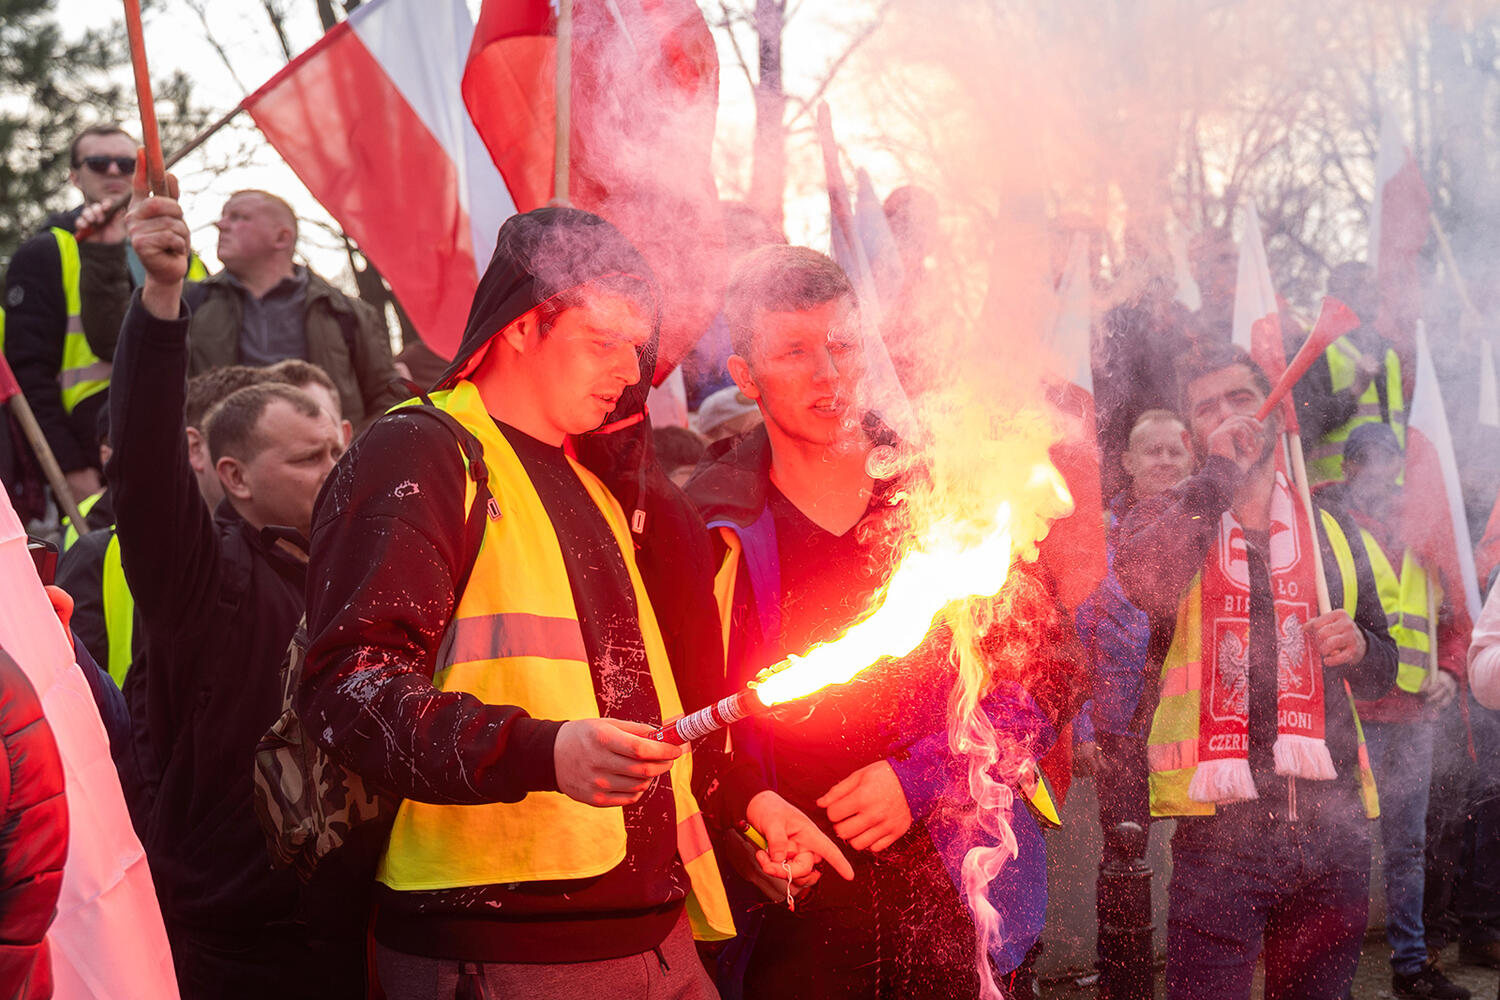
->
[1403,323,1481,632]
[244,0,514,360]
[1371,110,1431,364]
[0,492,179,999]
[1232,200,1296,430]
[462,0,724,382]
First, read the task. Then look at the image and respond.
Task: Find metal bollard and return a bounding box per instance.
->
[1097,820,1154,1000]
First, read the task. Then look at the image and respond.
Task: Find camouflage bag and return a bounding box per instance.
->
[252,401,494,881]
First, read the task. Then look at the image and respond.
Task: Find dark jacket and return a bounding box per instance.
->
[1115,455,1398,803]
[2,207,101,473]
[105,294,323,940]
[684,423,1075,973]
[0,650,67,1000]
[183,269,401,427]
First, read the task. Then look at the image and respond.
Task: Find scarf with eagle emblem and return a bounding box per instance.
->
[1191,470,1335,804]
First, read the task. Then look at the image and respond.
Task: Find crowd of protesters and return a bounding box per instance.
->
[0,121,1496,1000]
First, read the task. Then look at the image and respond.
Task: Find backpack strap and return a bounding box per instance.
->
[390,401,493,595]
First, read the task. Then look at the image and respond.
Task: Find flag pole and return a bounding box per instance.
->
[1429,211,1480,321]
[122,0,168,194]
[0,355,90,537]
[552,0,573,206]
[1427,578,1439,683]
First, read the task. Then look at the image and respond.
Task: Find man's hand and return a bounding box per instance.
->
[77,198,128,244]
[553,718,680,808]
[124,148,188,320]
[1305,610,1368,667]
[1073,740,1099,778]
[1350,356,1382,397]
[64,467,102,506]
[817,759,913,853]
[1420,669,1459,709]
[746,789,855,888]
[1205,415,1269,474]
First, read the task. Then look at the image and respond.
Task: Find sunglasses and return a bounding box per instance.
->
[77,156,136,175]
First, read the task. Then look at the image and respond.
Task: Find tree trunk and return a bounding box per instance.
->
[748,0,787,233]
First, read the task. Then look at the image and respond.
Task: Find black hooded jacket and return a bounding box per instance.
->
[301,208,736,963]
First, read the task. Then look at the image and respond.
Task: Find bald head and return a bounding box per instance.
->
[216,190,298,277]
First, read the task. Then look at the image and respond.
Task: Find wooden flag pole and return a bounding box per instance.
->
[0,356,89,537]
[553,0,573,206]
[1288,431,1334,616]
[122,0,168,195]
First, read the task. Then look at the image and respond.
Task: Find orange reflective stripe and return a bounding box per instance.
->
[1159,661,1200,698]
[1148,739,1198,772]
[678,812,713,864]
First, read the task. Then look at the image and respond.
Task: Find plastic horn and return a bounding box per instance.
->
[1255,296,1361,422]
[650,690,766,746]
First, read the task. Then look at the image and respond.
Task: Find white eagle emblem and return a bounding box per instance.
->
[1213,631,1250,720]
[1276,613,1310,695]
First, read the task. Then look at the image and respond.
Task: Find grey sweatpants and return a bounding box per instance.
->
[374,910,718,1000]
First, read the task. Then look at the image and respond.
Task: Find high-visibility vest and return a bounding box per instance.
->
[377,381,734,941]
[61,489,104,551]
[51,228,208,415]
[1307,336,1406,485]
[1146,509,1380,820]
[100,529,135,686]
[1359,529,1433,695]
[52,228,110,415]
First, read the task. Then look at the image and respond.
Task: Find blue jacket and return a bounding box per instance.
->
[684,424,1060,974]
[1074,494,1152,741]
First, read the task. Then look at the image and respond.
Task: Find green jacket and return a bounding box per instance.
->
[184,269,401,427]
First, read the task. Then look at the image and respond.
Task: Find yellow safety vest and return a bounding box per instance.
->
[377,381,734,941]
[1359,529,1433,695]
[1307,336,1406,485]
[52,228,110,415]
[52,227,208,415]
[1146,509,1380,819]
[61,489,104,551]
[100,530,135,687]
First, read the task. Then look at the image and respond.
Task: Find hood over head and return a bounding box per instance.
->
[434,206,661,428]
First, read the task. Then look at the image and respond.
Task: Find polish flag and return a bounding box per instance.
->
[244,0,514,360]
[462,0,725,383]
[1403,323,1481,634]
[0,491,179,999]
[1232,200,1296,430]
[1371,110,1431,365]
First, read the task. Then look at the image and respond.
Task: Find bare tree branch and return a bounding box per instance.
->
[183,0,249,93]
[786,4,890,130]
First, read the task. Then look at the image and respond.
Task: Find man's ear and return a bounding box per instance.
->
[273,224,295,253]
[499,313,535,354]
[216,455,252,503]
[726,354,759,401]
[186,426,208,474]
[1121,449,1140,479]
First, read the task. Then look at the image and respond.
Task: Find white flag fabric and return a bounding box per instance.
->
[1480,338,1500,428]
[1048,233,1093,394]
[0,492,179,999]
[1406,323,1482,625]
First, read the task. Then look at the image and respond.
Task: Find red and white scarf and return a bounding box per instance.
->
[1191,471,1336,804]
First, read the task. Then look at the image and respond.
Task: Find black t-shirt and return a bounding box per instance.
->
[763,484,942,828]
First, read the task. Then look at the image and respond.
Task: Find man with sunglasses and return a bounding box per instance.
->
[3,124,204,507]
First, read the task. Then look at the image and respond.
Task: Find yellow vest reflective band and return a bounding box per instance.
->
[100,530,135,686]
[51,228,206,415]
[1359,529,1432,695]
[377,382,734,941]
[1146,509,1380,819]
[61,489,104,551]
[1307,337,1406,485]
[52,228,111,415]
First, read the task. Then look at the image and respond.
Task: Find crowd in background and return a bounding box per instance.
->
[0,121,1497,1000]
